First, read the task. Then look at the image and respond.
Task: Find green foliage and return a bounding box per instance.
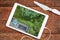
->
[29,28,35,35]
[13,5,45,36]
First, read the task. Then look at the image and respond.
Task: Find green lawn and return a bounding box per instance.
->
[13,5,45,36]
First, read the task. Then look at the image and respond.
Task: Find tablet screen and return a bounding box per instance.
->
[6,3,48,39]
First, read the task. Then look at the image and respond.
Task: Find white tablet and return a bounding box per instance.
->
[6,3,48,39]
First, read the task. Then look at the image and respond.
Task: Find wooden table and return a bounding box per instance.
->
[0,0,60,40]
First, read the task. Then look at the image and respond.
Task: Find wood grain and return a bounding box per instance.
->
[0,0,60,7]
[0,0,60,40]
[0,33,60,40]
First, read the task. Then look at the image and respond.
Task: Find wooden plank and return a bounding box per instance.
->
[54,0,60,7]
[45,0,60,7]
[0,0,60,7]
[41,34,60,40]
[0,7,60,34]
[0,7,12,20]
[0,33,60,40]
[0,0,45,7]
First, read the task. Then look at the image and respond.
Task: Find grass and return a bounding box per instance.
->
[13,5,45,36]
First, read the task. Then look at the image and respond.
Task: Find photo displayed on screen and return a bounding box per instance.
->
[9,5,45,36]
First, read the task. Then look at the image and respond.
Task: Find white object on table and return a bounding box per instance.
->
[34,1,60,15]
